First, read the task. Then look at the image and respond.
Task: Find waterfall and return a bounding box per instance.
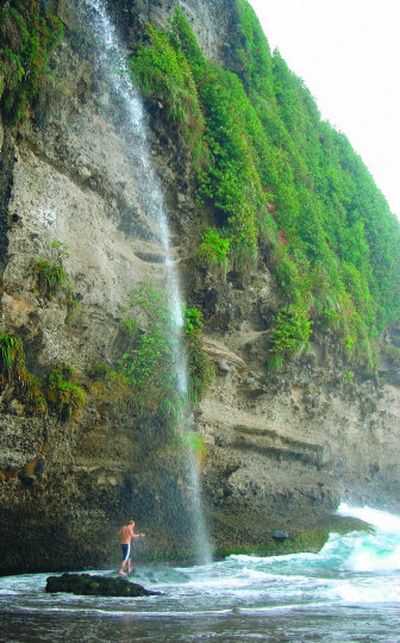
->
[80,0,211,563]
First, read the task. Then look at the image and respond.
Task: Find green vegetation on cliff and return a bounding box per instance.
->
[184,306,215,404]
[0,335,86,420]
[195,228,231,275]
[46,364,87,421]
[131,4,400,368]
[34,241,75,307]
[116,284,213,425]
[0,0,63,124]
[0,334,46,413]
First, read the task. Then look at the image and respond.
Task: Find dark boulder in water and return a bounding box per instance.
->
[45,573,161,597]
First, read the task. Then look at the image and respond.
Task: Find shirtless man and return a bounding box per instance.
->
[118,520,144,575]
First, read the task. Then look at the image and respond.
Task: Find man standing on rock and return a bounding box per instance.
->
[118,519,144,575]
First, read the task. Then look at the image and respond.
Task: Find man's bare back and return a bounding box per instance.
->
[119,524,135,545]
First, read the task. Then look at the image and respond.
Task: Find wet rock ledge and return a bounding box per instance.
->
[45,573,161,597]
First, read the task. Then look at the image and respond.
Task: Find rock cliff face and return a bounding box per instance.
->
[0,0,399,574]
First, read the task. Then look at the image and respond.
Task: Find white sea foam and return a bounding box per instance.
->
[336,503,400,572]
[327,579,400,604]
[338,503,400,534]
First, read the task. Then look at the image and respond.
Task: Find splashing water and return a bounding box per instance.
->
[79,0,211,562]
[337,502,400,573]
[338,502,400,534]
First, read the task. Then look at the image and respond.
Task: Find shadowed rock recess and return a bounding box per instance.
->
[1,0,400,574]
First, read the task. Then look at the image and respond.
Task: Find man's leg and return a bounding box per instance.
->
[119,544,130,574]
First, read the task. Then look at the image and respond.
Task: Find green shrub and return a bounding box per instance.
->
[184,306,214,404]
[47,365,87,421]
[34,259,68,298]
[116,287,213,423]
[183,306,203,335]
[344,369,354,383]
[0,334,46,412]
[34,240,75,305]
[169,7,205,77]
[195,62,261,272]
[265,352,283,373]
[195,228,230,273]
[267,304,312,368]
[184,431,206,461]
[117,283,179,421]
[89,362,131,404]
[0,334,24,375]
[274,253,303,304]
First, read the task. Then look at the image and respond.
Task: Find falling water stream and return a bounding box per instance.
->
[77,0,211,562]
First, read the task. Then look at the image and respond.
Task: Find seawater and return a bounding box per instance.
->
[1,504,400,642]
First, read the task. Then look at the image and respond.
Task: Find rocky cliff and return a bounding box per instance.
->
[0,0,399,574]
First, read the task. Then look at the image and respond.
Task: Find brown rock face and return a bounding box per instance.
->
[0,0,399,574]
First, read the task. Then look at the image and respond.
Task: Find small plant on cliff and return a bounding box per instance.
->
[266,304,312,371]
[0,334,24,376]
[46,364,87,421]
[0,334,46,413]
[34,240,75,305]
[344,369,354,384]
[195,228,231,275]
[184,431,206,462]
[34,259,68,298]
[184,306,214,404]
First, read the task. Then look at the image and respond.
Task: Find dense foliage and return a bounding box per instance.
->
[132,4,400,368]
[0,0,63,124]
[131,23,206,168]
